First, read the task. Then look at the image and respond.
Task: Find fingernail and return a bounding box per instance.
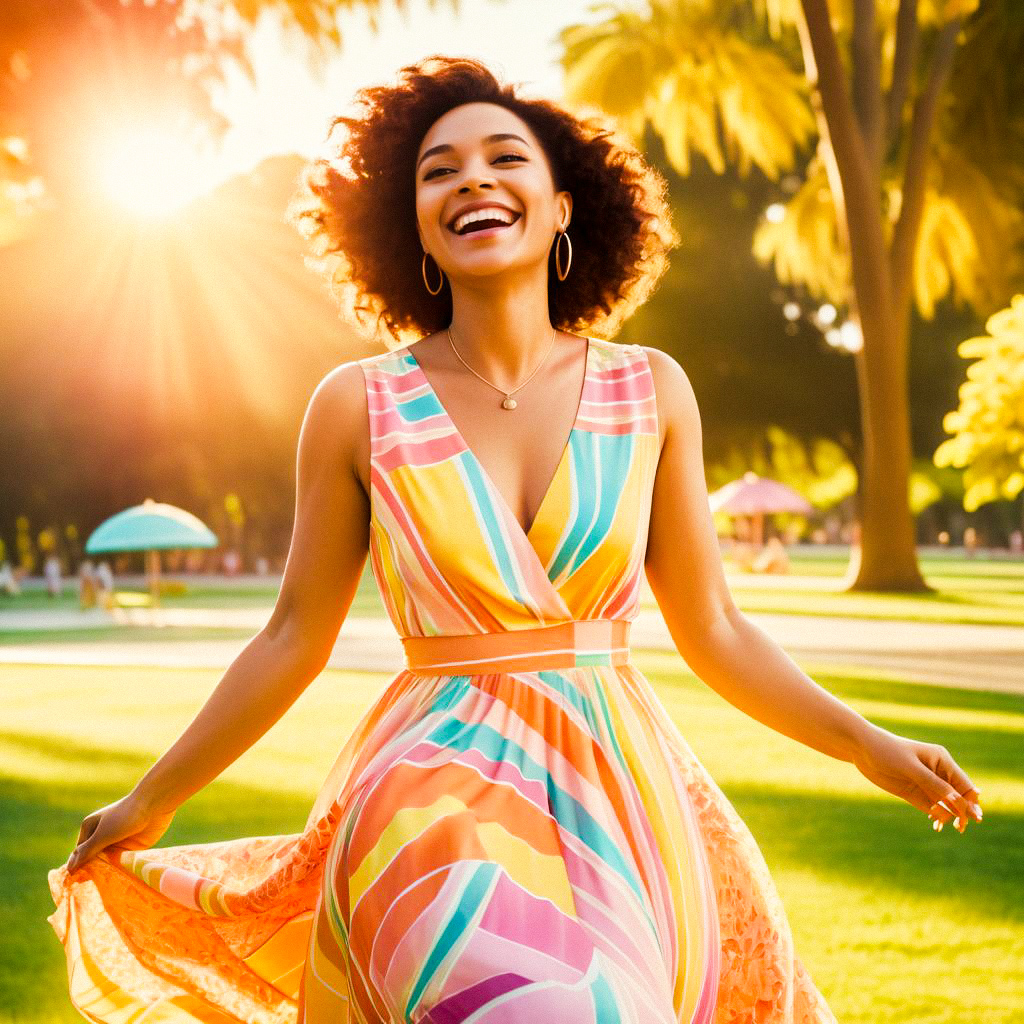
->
[971,802,983,821]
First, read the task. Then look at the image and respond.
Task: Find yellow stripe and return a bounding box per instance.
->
[476,820,576,917]
[349,794,467,905]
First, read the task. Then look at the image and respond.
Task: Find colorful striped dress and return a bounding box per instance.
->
[47,337,837,1024]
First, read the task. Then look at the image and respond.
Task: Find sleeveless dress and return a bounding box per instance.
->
[47,337,838,1024]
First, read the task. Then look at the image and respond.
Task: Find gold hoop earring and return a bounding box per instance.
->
[554,229,572,281]
[421,251,444,295]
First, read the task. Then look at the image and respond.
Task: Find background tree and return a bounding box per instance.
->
[935,293,1024,516]
[558,0,1024,591]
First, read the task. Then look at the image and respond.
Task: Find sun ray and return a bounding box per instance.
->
[96,126,216,218]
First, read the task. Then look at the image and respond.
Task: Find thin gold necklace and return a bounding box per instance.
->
[446,325,557,410]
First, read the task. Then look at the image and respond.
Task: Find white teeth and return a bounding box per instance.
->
[452,207,517,234]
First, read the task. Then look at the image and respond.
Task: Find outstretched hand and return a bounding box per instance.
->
[852,724,983,834]
[66,793,177,872]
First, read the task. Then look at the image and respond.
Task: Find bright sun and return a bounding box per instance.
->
[97,127,215,218]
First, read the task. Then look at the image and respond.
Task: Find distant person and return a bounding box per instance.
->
[43,553,62,598]
[964,526,978,558]
[95,560,115,610]
[752,536,791,574]
[728,538,757,571]
[0,560,19,596]
[78,560,98,609]
[221,549,241,576]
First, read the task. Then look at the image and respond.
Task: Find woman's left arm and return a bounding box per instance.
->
[641,346,983,834]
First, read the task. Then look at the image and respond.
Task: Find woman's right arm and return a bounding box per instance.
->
[67,363,372,868]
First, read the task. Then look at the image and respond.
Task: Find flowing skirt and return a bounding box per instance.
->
[48,662,837,1023]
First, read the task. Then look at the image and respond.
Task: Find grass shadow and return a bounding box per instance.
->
[724,785,1023,925]
[0,744,320,1022]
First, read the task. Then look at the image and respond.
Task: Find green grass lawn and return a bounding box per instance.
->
[705,583,1024,626]
[1,655,1020,1024]
[662,549,1024,626]
[3,553,1023,648]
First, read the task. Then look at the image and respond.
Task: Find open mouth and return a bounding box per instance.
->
[447,210,522,237]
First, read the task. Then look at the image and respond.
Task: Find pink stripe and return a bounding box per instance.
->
[376,433,464,473]
[590,374,656,403]
[478,871,593,971]
[382,365,427,396]
[558,840,668,995]
[369,404,450,438]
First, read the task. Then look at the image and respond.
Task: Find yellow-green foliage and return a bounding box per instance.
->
[562,1,1018,320]
[934,294,1024,509]
[752,157,849,303]
[559,4,815,180]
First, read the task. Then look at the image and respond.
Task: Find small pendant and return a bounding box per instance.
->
[501,395,517,410]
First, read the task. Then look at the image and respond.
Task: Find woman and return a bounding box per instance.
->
[49,56,982,1024]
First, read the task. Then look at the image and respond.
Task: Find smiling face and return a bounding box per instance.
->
[414,101,571,283]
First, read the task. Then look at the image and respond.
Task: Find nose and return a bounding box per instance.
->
[457,155,498,193]
[458,177,495,193]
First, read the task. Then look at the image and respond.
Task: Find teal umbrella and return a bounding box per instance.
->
[85,498,219,607]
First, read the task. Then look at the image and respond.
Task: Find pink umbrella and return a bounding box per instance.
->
[709,471,814,547]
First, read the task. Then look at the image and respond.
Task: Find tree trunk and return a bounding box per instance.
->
[798,0,938,592]
[843,311,931,591]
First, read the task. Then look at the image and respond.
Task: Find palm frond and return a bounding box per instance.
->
[561,3,814,178]
[752,156,850,302]
[899,145,1024,319]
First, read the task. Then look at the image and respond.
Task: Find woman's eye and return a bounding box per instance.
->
[423,153,526,180]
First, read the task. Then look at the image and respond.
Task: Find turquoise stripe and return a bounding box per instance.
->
[397,390,445,423]
[424,716,654,924]
[404,861,499,1020]
[549,432,595,579]
[566,433,635,576]
[459,453,533,607]
[590,966,622,1023]
[427,675,472,714]
[537,669,602,735]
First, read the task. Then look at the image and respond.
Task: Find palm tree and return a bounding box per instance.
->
[559,0,1024,591]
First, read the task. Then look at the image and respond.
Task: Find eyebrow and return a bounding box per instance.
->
[416,133,531,171]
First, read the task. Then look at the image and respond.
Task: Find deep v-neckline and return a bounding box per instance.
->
[406,335,592,544]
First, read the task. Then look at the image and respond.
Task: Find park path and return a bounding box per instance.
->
[2,603,1022,696]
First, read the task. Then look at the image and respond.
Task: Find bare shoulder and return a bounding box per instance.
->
[638,345,701,451]
[301,359,372,496]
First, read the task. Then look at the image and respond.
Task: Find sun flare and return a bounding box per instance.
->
[97,127,215,218]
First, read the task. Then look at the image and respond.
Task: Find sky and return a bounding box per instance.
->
[203,0,601,186]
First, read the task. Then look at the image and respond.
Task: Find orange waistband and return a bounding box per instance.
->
[401,619,632,675]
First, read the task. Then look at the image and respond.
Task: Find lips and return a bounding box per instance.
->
[450,218,521,239]
[446,203,522,234]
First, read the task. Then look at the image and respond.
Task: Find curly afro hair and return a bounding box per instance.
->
[287,55,679,348]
